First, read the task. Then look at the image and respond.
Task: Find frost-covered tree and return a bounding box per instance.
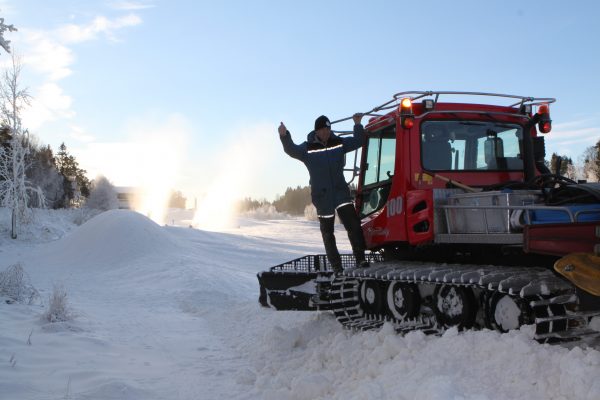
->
[0,132,46,237]
[1,53,29,137]
[565,163,577,181]
[581,140,600,182]
[0,17,16,54]
[85,175,118,211]
[0,53,44,238]
[26,144,65,208]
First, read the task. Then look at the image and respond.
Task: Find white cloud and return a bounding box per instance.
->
[109,1,156,11]
[551,119,600,144]
[545,118,600,159]
[22,82,75,130]
[57,14,142,44]
[20,29,74,80]
[69,125,96,143]
[16,12,144,133]
[0,1,16,16]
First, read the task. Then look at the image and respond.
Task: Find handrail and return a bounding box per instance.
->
[392,91,556,108]
[330,90,556,126]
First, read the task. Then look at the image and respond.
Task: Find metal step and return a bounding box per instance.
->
[535,328,600,341]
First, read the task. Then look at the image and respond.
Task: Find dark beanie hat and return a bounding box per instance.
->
[314,115,331,130]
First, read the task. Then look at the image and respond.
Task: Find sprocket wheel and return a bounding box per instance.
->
[485,292,533,332]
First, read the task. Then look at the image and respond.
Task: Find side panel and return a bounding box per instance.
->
[406,189,435,245]
[362,191,408,249]
[524,222,600,257]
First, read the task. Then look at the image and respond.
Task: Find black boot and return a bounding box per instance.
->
[319,216,342,272]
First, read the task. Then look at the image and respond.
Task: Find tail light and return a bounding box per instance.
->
[537,103,552,134]
[399,97,414,129]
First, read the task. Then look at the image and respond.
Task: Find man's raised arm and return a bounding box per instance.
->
[279,122,306,161]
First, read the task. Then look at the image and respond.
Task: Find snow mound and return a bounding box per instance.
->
[41,209,177,266]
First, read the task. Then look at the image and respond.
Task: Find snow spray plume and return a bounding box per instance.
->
[130,116,188,224]
[193,123,274,231]
[77,114,189,224]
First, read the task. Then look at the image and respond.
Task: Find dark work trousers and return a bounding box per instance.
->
[318,203,366,270]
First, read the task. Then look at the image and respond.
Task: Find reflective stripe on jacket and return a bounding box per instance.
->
[280,124,365,216]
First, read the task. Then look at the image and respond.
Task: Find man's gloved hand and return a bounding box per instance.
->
[278,122,287,137]
[353,113,363,125]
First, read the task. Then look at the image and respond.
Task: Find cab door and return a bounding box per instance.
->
[358,125,397,247]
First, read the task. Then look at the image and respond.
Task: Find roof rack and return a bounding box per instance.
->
[331,91,556,125]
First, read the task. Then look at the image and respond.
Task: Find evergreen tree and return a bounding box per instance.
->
[168,190,187,209]
[56,142,91,205]
[237,197,271,213]
[273,185,311,215]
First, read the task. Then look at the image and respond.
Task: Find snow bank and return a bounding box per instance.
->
[243,318,600,400]
[38,209,177,267]
[0,207,84,245]
[1,208,599,400]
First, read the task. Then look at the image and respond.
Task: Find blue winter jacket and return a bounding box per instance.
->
[280,124,366,216]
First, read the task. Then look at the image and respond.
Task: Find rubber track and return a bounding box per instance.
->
[328,260,593,340]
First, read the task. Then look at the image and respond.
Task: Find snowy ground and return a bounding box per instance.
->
[1,208,600,400]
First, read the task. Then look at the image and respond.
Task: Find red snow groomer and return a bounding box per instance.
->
[258,91,600,342]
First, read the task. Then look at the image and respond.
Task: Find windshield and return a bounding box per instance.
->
[421,121,523,171]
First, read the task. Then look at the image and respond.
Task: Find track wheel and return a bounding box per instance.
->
[359,280,383,314]
[433,285,477,329]
[485,292,532,332]
[386,282,420,320]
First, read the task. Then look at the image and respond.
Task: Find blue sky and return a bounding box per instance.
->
[2,0,600,203]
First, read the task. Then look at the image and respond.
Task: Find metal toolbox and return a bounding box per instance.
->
[445,190,541,234]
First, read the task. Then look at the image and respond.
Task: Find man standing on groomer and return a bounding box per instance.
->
[278,113,368,273]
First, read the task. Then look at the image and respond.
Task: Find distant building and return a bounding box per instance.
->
[115,187,139,209]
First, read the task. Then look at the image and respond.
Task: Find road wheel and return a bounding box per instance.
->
[359,280,383,314]
[433,285,477,329]
[386,282,420,320]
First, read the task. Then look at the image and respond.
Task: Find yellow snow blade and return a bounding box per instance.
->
[554,253,600,296]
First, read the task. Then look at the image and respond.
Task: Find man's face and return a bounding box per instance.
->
[316,126,331,142]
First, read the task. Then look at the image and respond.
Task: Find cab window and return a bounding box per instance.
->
[360,126,396,217]
[421,121,523,171]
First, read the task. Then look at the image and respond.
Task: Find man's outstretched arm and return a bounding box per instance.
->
[279,122,306,161]
[342,113,366,152]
